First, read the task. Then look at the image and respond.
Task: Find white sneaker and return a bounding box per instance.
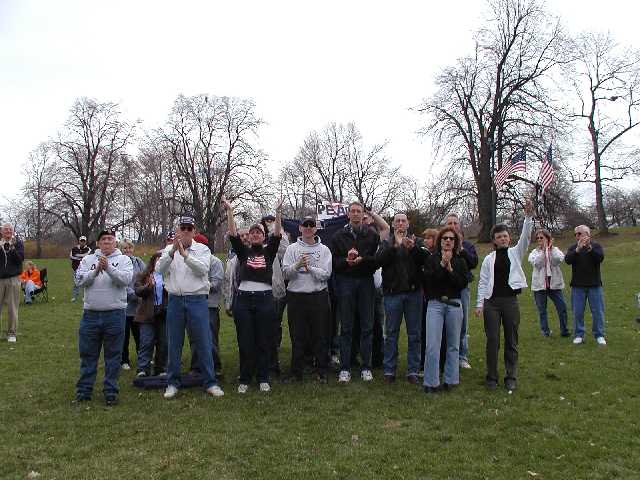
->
[237,384,249,394]
[259,382,271,392]
[71,297,77,302]
[460,359,472,369]
[7,335,16,343]
[596,336,607,346]
[361,369,373,382]
[163,385,178,399]
[338,370,351,383]
[121,363,131,370]
[206,385,225,397]
[573,337,584,345]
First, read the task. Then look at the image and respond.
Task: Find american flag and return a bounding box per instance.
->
[247,255,267,270]
[494,148,526,191]
[537,145,555,194]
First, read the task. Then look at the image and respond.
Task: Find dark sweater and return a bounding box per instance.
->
[230,234,281,286]
[565,242,604,287]
[0,239,24,279]
[376,237,426,294]
[423,252,469,300]
[492,248,520,298]
[331,224,379,277]
[460,240,479,282]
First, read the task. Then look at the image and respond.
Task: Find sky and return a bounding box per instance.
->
[1,0,638,202]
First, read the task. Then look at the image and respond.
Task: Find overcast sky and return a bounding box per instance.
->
[1,0,637,203]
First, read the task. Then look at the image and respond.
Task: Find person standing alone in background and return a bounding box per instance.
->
[0,223,24,343]
[70,236,91,302]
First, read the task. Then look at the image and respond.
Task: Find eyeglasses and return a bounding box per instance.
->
[180,225,194,231]
[441,236,456,241]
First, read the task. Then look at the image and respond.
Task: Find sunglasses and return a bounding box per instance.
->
[441,236,456,241]
[179,225,194,231]
[536,236,546,240]
[301,222,316,228]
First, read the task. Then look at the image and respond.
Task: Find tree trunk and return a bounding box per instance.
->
[477,173,494,242]
[593,153,609,234]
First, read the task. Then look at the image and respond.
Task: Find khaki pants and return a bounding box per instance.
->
[0,276,20,336]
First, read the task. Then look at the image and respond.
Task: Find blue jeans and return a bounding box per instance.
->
[571,287,605,339]
[533,289,569,336]
[23,280,37,303]
[334,275,375,371]
[76,309,126,398]
[424,299,462,388]
[383,290,422,376]
[166,294,217,389]
[137,323,155,374]
[233,290,275,384]
[459,287,470,361]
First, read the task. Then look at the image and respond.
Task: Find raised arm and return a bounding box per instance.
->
[274,198,283,237]
[222,197,237,237]
[368,210,390,241]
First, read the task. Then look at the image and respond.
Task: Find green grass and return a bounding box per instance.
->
[2,228,640,479]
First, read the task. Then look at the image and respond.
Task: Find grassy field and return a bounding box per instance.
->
[2,228,640,479]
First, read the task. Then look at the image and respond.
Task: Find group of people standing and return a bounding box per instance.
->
[68,198,607,406]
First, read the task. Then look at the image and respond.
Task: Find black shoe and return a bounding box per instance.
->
[316,373,328,384]
[442,383,456,392]
[423,386,440,394]
[504,379,517,391]
[485,380,498,390]
[561,331,571,338]
[104,395,118,407]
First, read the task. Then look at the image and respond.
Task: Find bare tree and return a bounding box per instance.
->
[47,98,134,241]
[419,0,567,241]
[567,32,640,234]
[283,122,405,214]
[21,143,59,256]
[156,94,271,244]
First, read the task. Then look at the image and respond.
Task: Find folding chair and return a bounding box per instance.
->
[31,268,48,303]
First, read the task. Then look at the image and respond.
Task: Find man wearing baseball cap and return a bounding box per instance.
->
[281,216,332,383]
[70,235,91,302]
[74,228,133,406]
[156,215,224,399]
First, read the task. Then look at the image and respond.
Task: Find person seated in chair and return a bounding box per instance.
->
[20,261,42,304]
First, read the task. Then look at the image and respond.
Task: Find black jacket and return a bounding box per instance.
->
[565,242,604,287]
[0,239,24,279]
[331,224,379,277]
[376,237,427,294]
[423,252,469,300]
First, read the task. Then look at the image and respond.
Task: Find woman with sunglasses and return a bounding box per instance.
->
[422,227,469,393]
[528,229,569,337]
[222,198,283,394]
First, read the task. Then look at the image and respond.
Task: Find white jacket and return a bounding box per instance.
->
[282,236,332,293]
[476,216,533,308]
[76,248,133,311]
[156,241,211,296]
[528,246,565,291]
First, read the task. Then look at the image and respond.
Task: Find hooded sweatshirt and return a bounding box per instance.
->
[76,248,133,311]
[282,236,332,293]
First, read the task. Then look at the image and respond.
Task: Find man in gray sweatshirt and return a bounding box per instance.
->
[74,229,133,406]
[282,216,332,382]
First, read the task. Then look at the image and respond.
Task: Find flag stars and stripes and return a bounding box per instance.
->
[494,148,526,191]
